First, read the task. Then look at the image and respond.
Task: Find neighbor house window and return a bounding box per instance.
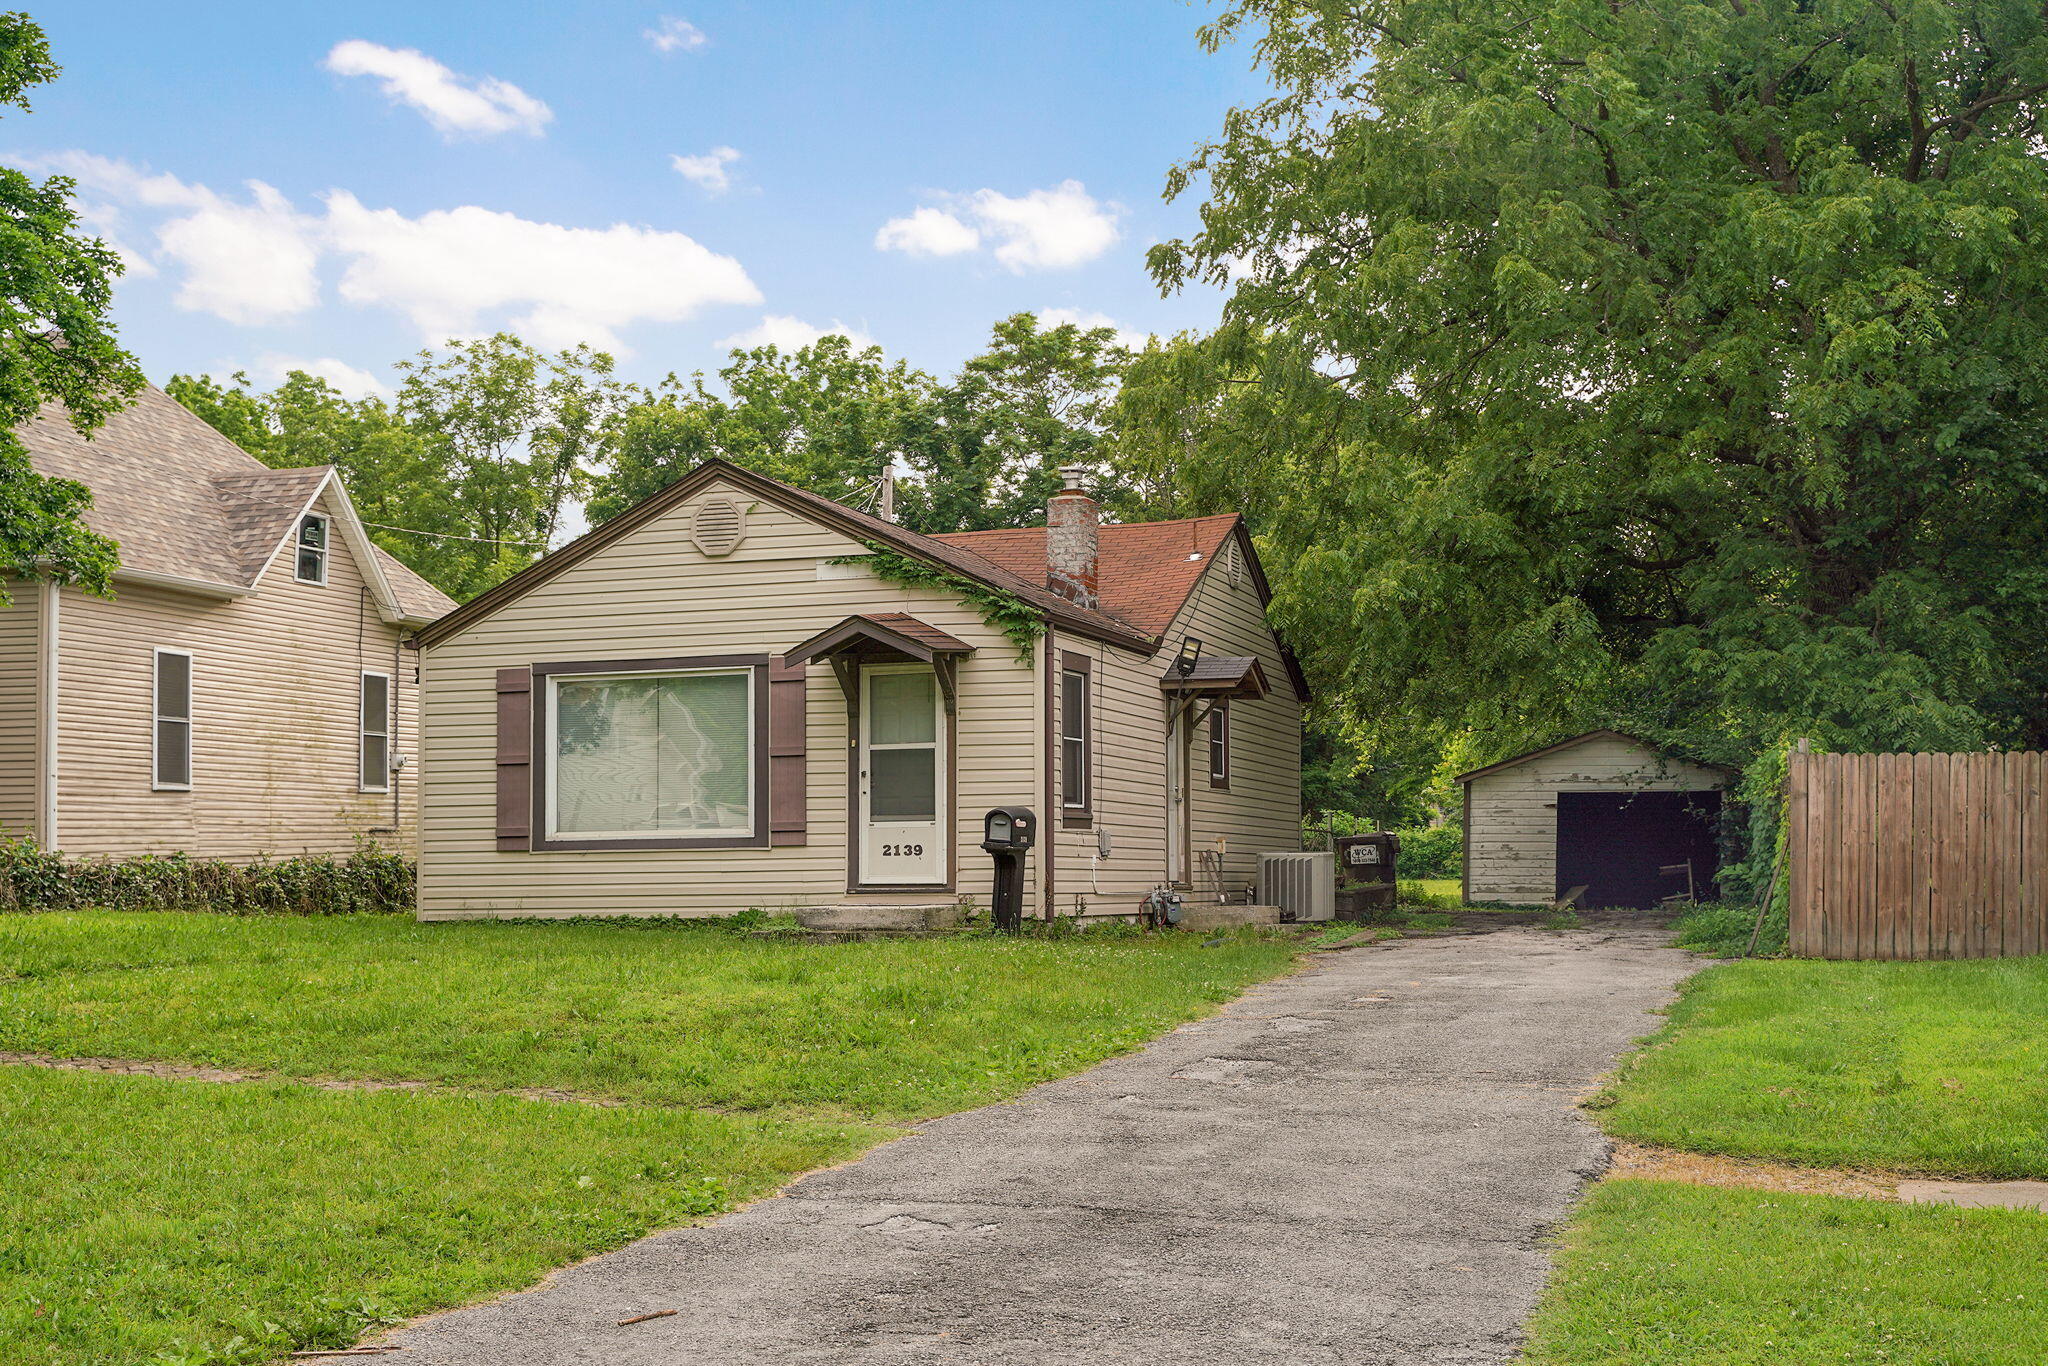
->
[295,514,329,585]
[1208,701,1231,789]
[1060,654,1091,821]
[360,672,391,792]
[543,665,758,844]
[153,648,192,790]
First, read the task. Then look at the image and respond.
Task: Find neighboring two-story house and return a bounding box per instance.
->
[0,385,455,858]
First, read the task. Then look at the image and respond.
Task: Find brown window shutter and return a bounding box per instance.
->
[769,659,807,845]
[495,667,533,851]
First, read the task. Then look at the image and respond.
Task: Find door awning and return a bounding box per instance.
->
[1160,654,1269,700]
[784,612,975,666]
[785,613,974,715]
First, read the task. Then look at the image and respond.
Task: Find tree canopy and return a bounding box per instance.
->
[0,12,142,599]
[586,313,1131,535]
[1124,0,2048,822]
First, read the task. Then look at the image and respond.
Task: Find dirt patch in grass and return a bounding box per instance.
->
[1607,1139,1899,1201]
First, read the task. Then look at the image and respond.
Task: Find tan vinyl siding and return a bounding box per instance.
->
[417,479,1043,920]
[1173,552,1303,892]
[0,580,41,838]
[1047,632,1169,914]
[1047,544,1303,917]
[1463,735,1726,904]
[52,489,421,859]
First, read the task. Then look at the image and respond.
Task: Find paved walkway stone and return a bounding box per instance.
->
[385,924,1695,1365]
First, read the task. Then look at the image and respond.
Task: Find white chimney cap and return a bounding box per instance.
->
[1058,464,1090,491]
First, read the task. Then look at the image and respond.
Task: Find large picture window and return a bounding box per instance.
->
[543,664,759,844]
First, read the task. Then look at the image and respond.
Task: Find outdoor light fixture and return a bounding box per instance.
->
[1174,638,1203,679]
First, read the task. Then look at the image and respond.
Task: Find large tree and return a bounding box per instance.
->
[1132,0,2048,800]
[586,314,1131,535]
[0,12,142,599]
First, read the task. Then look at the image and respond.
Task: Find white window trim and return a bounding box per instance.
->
[152,647,193,792]
[294,513,330,586]
[542,666,757,842]
[359,670,392,793]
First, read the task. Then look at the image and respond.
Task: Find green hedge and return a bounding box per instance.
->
[0,838,414,915]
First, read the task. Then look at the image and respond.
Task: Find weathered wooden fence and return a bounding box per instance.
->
[1787,749,2048,960]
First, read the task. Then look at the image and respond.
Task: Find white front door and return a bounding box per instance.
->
[859,665,946,886]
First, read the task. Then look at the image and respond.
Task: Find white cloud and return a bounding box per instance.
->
[671,146,741,194]
[716,314,876,353]
[245,353,391,399]
[877,180,1119,273]
[323,40,551,138]
[323,192,760,352]
[1037,308,1151,352]
[645,16,708,53]
[874,206,980,258]
[30,152,318,324]
[35,152,762,353]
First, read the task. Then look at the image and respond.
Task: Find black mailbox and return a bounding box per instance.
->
[1333,831,1401,922]
[982,806,1037,852]
[981,807,1035,932]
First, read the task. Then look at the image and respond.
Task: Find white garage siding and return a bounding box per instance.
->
[1461,732,1727,905]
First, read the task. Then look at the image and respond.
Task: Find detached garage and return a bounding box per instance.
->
[1458,731,1731,909]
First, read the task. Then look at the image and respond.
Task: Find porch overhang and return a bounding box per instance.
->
[784,612,975,714]
[1160,654,1269,702]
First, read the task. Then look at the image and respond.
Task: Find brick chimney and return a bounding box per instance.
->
[1046,464,1099,609]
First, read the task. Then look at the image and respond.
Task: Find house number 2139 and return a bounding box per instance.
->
[882,844,924,857]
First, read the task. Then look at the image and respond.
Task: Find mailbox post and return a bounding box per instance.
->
[980,807,1036,932]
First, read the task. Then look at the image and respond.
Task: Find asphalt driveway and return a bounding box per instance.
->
[387,922,1696,1365]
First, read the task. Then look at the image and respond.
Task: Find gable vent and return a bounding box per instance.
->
[1226,539,1244,589]
[691,498,747,557]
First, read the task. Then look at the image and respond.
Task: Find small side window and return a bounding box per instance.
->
[154,649,193,790]
[295,514,329,585]
[1208,702,1230,789]
[1059,654,1092,823]
[360,672,392,792]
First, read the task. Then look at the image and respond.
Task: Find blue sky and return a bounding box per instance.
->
[16,1,1266,397]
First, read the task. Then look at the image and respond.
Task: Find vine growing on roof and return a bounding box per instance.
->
[831,541,1044,663]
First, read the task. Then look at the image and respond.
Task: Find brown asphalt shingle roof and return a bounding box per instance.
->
[17,385,455,623]
[934,515,1242,638]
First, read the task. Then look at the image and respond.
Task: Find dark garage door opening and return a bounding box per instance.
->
[1556,791,1721,909]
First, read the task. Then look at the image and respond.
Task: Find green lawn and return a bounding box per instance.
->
[1523,1180,2048,1366]
[1532,953,2048,1363]
[0,912,1301,1365]
[1593,956,2048,1178]
[1,1067,876,1366]
[0,912,1298,1121]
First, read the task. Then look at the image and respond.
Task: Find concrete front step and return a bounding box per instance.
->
[796,901,966,933]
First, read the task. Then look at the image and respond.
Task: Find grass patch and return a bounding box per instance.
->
[1523,1180,2048,1365]
[1594,956,2048,1179]
[0,911,1301,1365]
[0,1065,876,1366]
[1397,878,1462,909]
[0,913,1299,1122]
[1667,900,1767,956]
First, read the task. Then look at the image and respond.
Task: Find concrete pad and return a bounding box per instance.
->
[383,921,1697,1365]
[1899,1180,2048,1212]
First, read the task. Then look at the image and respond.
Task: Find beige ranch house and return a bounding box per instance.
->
[0,386,455,858]
[413,461,1306,921]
